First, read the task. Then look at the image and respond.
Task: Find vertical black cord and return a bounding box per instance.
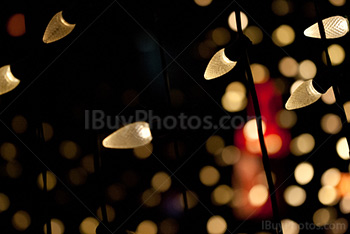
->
[234,10,283,234]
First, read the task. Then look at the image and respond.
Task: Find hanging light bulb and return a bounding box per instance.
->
[0,65,20,95]
[43,11,76,44]
[285,80,322,110]
[204,49,237,80]
[304,16,349,39]
[102,122,152,149]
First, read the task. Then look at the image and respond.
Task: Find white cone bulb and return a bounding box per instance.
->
[43,11,76,44]
[0,65,20,95]
[304,16,349,39]
[103,122,152,149]
[285,80,322,110]
[204,49,237,80]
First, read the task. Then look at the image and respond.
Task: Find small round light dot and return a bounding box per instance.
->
[228,11,248,32]
[299,60,317,79]
[336,137,349,160]
[207,216,227,234]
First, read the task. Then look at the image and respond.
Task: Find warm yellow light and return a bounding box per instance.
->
[281,219,300,234]
[323,44,346,65]
[244,26,263,44]
[321,168,341,186]
[329,0,346,6]
[228,11,249,31]
[290,80,303,94]
[97,205,116,223]
[151,172,171,192]
[11,115,28,134]
[343,101,350,123]
[299,60,317,79]
[285,80,322,110]
[294,162,314,185]
[221,91,247,112]
[194,0,212,7]
[103,122,152,149]
[221,146,240,165]
[133,143,153,159]
[243,119,267,140]
[251,63,269,84]
[321,87,336,105]
[79,217,99,234]
[272,25,295,47]
[279,57,298,77]
[199,166,220,186]
[340,196,350,214]
[336,137,349,160]
[0,142,17,161]
[276,110,297,129]
[248,184,269,206]
[44,219,65,234]
[59,140,79,159]
[290,133,315,156]
[212,185,233,205]
[204,49,237,80]
[0,193,10,212]
[272,0,291,16]
[207,216,227,234]
[12,210,31,231]
[0,65,20,95]
[37,171,57,191]
[313,207,335,226]
[321,113,341,134]
[180,191,198,209]
[266,134,283,154]
[43,11,76,44]
[142,188,161,207]
[318,186,339,205]
[304,16,349,39]
[206,135,225,154]
[137,220,158,234]
[226,81,246,94]
[284,185,306,207]
[212,27,231,46]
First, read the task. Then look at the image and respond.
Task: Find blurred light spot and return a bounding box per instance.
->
[7,13,26,37]
[330,218,348,234]
[281,219,299,234]
[133,143,153,159]
[0,193,10,212]
[59,141,79,159]
[272,0,292,16]
[228,11,248,31]
[80,154,94,174]
[151,172,171,192]
[69,168,87,186]
[299,60,317,79]
[266,134,283,154]
[294,162,314,185]
[243,119,267,140]
[226,81,246,94]
[137,220,158,234]
[244,26,263,44]
[194,0,212,7]
[79,217,99,234]
[290,133,315,156]
[329,0,346,6]
[0,142,17,161]
[6,160,22,178]
[340,195,350,214]
[336,137,349,160]
[284,185,306,207]
[97,205,116,222]
[206,136,225,154]
[322,87,336,105]
[272,25,295,47]
[290,80,303,94]
[180,191,198,209]
[321,114,341,134]
[198,40,216,59]
[142,188,161,207]
[44,219,65,234]
[279,57,298,77]
[200,166,220,186]
[221,146,240,165]
[212,185,233,205]
[337,174,350,196]
[321,168,341,186]
[248,184,268,206]
[207,216,227,234]
[322,44,346,66]
[221,91,248,112]
[251,63,270,84]
[159,219,178,234]
[12,210,31,231]
[344,102,350,123]
[313,207,336,226]
[11,115,27,134]
[37,171,57,191]
[107,184,126,201]
[212,27,231,46]
[318,186,339,205]
[276,110,297,129]
[43,123,54,142]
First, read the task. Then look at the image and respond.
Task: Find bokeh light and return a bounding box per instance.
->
[59,140,79,159]
[0,142,17,161]
[159,219,178,234]
[279,57,298,77]
[11,115,27,134]
[340,195,350,214]
[243,119,267,140]
[272,25,295,47]
[290,80,303,94]
[133,143,153,159]
[81,154,95,174]
[344,101,350,123]
[248,184,269,206]
[228,11,248,31]
[322,44,345,65]
[294,162,314,185]
[137,220,158,234]
[221,91,248,112]
[276,110,297,129]
[321,168,341,187]
[142,188,161,207]
[180,191,198,209]
[290,133,315,156]
[206,136,225,154]
[194,0,212,7]
[284,185,306,207]
[107,184,126,202]
[79,217,99,234]
[97,205,116,222]
[281,219,299,234]
[318,186,339,205]
[299,60,317,79]
[151,172,172,192]
[7,13,26,37]
[336,137,349,160]
[329,0,346,6]
[244,26,263,44]
[212,27,231,46]
[321,113,341,134]
[313,207,336,226]
[226,81,246,94]
[207,216,227,234]
[12,210,31,231]
[0,193,10,212]
[321,87,336,105]
[212,185,233,205]
[272,0,292,16]
[44,219,65,234]
[200,166,220,186]
[43,122,54,142]
[251,63,270,84]
[69,168,87,186]
[221,146,240,165]
[37,171,57,191]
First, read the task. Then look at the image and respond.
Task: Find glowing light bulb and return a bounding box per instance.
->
[43,11,76,44]
[102,122,152,149]
[0,65,20,95]
[304,16,349,39]
[285,80,322,110]
[204,49,237,80]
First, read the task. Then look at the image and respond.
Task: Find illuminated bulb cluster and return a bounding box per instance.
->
[285,80,322,110]
[43,11,76,44]
[0,65,20,95]
[304,16,349,39]
[204,49,237,80]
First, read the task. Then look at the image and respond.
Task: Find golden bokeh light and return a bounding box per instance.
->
[243,119,267,140]
[344,102,350,123]
[0,142,17,161]
[278,57,298,77]
[151,172,171,192]
[206,135,225,154]
[0,193,10,212]
[137,220,158,234]
[294,162,314,185]
[180,191,198,209]
[37,171,57,191]
[43,122,54,142]
[321,168,341,187]
[322,44,346,66]
[290,133,315,156]
[329,0,346,6]
[133,143,153,159]
[244,25,263,44]
[321,87,336,105]
[11,115,27,134]
[276,110,297,129]
[271,0,292,16]
[69,168,87,186]
[331,218,348,234]
[272,25,295,47]
[266,134,283,154]
[79,217,99,234]
[200,166,220,186]
[299,60,317,79]
[80,154,95,174]
[207,216,227,234]
[281,219,300,234]
[107,184,126,202]
[142,188,161,207]
[336,137,349,160]
[221,91,248,112]
[226,81,246,94]
[194,0,212,7]
[228,11,248,31]
[12,210,31,231]
[284,185,306,207]
[318,186,339,205]
[248,184,269,206]
[212,27,231,46]
[290,80,303,94]
[44,219,65,234]
[59,140,79,159]
[97,205,116,223]
[313,207,336,226]
[212,185,233,205]
[221,146,240,165]
[340,195,350,214]
[321,114,341,134]
[6,160,22,178]
[251,63,270,84]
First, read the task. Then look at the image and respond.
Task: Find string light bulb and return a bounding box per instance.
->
[285,80,322,110]
[43,11,76,44]
[204,49,237,80]
[0,65,20,95]
[304,16,349,39]
[102,122,152,149]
